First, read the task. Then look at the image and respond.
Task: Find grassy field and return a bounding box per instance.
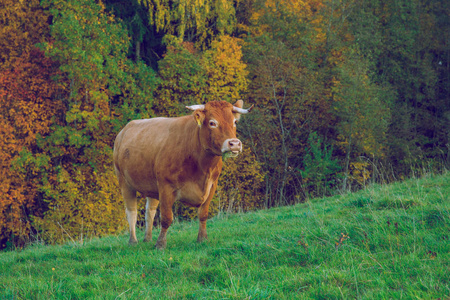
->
[1,172,449,299]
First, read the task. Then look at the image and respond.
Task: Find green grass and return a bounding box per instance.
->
[1,172,449,299]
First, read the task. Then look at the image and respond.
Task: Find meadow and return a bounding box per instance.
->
[1,172,449,299]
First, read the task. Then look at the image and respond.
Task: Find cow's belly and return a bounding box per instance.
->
[122,176,214,206]
[176,179,215,208]
[123,167,159,198]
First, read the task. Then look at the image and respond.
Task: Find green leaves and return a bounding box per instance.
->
[300,132,342,197]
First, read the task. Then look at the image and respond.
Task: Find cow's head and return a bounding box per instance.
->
[186,100,253,158]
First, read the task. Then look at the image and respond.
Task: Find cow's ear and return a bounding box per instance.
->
[234,100,244,109]
[233,100,244,121]
[194,110,205,127]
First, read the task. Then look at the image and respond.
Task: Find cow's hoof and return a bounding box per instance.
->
[155,240,166,250]
[129,239,138,245]
[197,236,208,243]
[143,237,152,243]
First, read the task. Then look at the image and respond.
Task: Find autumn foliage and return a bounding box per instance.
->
[0,0,448,249]
[0,0,62,247]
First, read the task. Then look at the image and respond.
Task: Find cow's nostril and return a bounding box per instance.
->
[228,139,241,148]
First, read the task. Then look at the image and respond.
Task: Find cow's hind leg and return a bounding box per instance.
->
[122,185,138,245]
[144,197,159,242]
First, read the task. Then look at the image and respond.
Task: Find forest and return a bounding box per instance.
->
[0,0,448,249]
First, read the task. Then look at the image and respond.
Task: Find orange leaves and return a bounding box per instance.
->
[0,0,50,70]
[0,0,67,248]
[0,50,63,145]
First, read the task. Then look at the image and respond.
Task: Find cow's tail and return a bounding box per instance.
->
[113,127,126,177]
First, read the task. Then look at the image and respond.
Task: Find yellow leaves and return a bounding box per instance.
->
[264,0,313,18]
[37,166,125,244]
[215,146,265,213]
[312,18,327,44]
[147,0,235,48]
[349,161,371,186]
[203,35,248,100]
[249,0,324,38]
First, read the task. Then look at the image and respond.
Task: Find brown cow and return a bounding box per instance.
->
[113,100,252,249]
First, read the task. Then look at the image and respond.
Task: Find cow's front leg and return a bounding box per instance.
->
[197,181,218,243]
[144,197,159,242]
[155,186,175,250]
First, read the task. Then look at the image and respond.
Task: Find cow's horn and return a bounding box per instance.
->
[232,104,254,114]
[186,104,205,111]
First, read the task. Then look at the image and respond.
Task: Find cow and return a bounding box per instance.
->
[113,100,253,249]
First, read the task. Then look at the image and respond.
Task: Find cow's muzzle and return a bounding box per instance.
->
[222,138,242,157]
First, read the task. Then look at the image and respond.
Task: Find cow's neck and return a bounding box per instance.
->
[192,123,222,174]
[199,151,221,173]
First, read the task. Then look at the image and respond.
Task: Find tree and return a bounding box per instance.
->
[155,36,208,117]
[349,0,450,174]
[142,0,236,49]
[203,35,249,101]
[0,0,62,248]
[241,0,331,205]
[331,48,390,189]
[300,132,341,197]
[104,0,149,62]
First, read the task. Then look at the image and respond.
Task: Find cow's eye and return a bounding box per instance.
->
[209,120,218,128]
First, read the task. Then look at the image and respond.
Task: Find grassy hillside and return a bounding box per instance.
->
[1,172,449,299]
